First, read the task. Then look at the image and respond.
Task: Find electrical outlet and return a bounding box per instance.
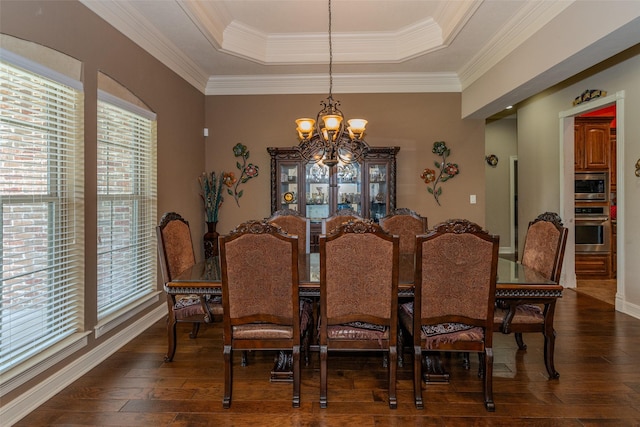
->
[470,194,476,204]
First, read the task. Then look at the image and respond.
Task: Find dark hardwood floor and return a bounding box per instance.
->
[15,290,640,426]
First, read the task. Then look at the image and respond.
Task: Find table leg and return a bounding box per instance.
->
[270,351,293,382]
[422,353,450,383]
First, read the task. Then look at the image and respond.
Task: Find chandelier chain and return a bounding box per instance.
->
[328,0,333,98]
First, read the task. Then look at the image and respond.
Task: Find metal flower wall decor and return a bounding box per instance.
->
[225,143,259,206]
[420,141,460,206]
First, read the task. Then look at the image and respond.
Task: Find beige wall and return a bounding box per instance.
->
[205,93,487,236]
[518,44,640,313]
[1,0,206,404]
[485,118,518,253]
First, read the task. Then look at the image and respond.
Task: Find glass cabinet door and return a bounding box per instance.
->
[336,162,362,215]
[368,163,388,221]
[278,162,300,212]
[305,162,330,220]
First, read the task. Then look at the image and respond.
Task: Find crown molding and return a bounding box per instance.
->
[81,0,569,96]
[80,0,210,92]
[219,17,446,65]
[205,72,461,96]
[458,0,574,89]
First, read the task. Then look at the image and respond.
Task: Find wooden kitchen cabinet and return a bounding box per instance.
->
[575,253,611,279]
[574,117,614,171]
[610,128,616,191]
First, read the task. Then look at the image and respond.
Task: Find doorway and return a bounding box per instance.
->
[559,91,624,309]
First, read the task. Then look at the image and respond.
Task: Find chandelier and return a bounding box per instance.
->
[295,0,369,168]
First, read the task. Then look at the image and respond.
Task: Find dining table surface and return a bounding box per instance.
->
[165,253,563,299]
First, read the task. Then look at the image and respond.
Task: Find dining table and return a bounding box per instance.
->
[166,253,563,382]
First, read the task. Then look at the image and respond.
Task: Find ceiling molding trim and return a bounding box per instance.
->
[205,72,461,96]
[458,0,574,89]
[219,18,445,65]
[80,0,209,92]
[435,0,484,45]
[177,0,231,50]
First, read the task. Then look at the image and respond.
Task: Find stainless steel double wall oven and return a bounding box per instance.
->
[575,172,610,253]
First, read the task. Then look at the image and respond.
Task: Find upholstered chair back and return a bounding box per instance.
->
[268,208,311,254]
[417,225,498,327]
[521,212,568,282]
[322,208,362,235]
[379,208,427,255]
[323,222,397,322]
[409,218,500,411]
[221,221,298,323]
[157,212,196,283]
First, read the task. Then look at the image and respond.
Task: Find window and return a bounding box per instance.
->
[96,92,157,319]
[0,54,84,373]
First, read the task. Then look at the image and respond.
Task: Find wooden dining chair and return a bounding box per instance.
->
[379,208,428,367]
[401,219,499,411]
[319,219,399,409]
[494,212,568,379]
[267,208,313,365]
[219,220,302,408]
[321,207,362,235]
[156,212,222,362]
[379,208,428,255]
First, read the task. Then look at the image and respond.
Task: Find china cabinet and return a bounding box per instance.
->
[268,146,399,251]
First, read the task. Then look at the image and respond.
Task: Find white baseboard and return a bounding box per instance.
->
[1,305,166,427]
[616,296,640,320]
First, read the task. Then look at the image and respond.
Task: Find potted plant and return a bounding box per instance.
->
[199,171,224,258]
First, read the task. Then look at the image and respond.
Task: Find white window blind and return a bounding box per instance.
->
[96,95,157,319]
[0,58,84,373]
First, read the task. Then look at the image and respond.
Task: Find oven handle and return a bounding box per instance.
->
[575,216,609,223]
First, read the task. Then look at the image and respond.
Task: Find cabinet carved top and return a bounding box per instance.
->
[267,146,400,161]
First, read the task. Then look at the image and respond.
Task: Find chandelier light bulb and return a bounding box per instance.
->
[347,119,367,132]
[322,114,342,131]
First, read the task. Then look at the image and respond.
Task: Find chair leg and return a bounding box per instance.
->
[397,327,404,368]
[292,345,301,408]
[515,332,527,350]
[320,345,328,408]
[413,346,424,409]
[165,313,178,362]
[543,328,560,379]
[388,347,398,409]
[483,348,495,412]
[223,345,232,409]
[189,322,200,339]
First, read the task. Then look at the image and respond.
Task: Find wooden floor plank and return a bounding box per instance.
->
[12,289,640,425]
